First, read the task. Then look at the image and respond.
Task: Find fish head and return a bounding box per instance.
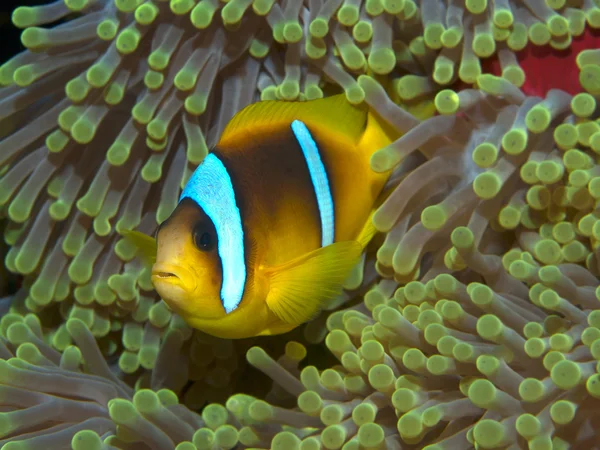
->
[151,199,226,320]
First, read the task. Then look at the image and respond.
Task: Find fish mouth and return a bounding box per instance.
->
[153,271,179,280]
[151,264,197,292]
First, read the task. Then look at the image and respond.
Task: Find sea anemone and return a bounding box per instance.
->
[1,0,600,448]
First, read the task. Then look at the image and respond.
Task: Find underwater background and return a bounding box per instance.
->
[0,0,600,449]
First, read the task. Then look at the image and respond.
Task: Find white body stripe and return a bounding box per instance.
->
[291,120,335,247]
[180,154,246,314]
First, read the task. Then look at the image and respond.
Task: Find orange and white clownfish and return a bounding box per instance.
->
[126,94,416,339]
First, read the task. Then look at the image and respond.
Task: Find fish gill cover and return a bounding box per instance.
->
[0,0,599,448]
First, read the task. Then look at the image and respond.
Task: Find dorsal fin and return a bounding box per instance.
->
[219,94,368,146]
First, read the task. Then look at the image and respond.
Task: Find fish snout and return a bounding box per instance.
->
[151,264,197,293]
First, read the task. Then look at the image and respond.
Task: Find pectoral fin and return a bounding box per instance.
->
[122,230,157,266]
[263,241,362,325]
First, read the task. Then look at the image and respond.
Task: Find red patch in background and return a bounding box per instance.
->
[482,27,600,97]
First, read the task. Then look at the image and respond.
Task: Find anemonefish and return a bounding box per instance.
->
[125,94,424,339]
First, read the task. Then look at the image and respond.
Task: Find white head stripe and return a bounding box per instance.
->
[291,120,335,247]
[179,153,246,313]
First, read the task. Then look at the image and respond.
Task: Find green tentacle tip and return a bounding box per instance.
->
[472,142,498,168]
[176,443,196,450]
[8,200,32,223]
[114,0,139,12]
[420,205,447,231]
[580,64,600,95]
[477,74,505,95]
[519,378,545,402]
[305,37,327,60]
[145,70,165,90]
[133,389,160,414]
[202,403,229,429]
[476,355,500,376]
[21,27,47,49]
[547,15,569,36]
[356,423,384,448]
[536,160,563,184]
[108,398,138,425]
[66,77,90,103]
[13,64,37,87]
[252,0,275,16]
[571,93,596,117]
[529,22,551,46]
[427,354,454,375]
[365,0,384,15]
[553,123,578,149]
[434,89,459,115]
[309,17,329,38]
[383,0,405,14]
[588,310,600,329]
[185,94,208,116]
[498,205,520,229]
[494,9,513,28]
[368,48,396,75]
[534,239,562,265]
[353,21,373,43]
[11,7,37,28]
[283,22,303,43]
[516,413,541,439]
[147,118,168,141]
[118,352,146,376]
[586,373,600,398]
[320,404,344,426]
[191,2,217,29]
[135,3,159,25]
[58,106,80,131]
[473,172,502,199]
[71,430,103,450]
[72,118,96,144]
[424,22,444,49]
[97,19,119,41]
[525,105,551,133]
[450,226,474,250]
[220,1,245,24]
[476,314,504,342]
[65,0,90,10]
[441,27,463,48]
[551,360,581,389]
[433,57,454,85]
[249,38,270,58]
[337,4,360,27]
[550,400,576,424]
[472,33,496,58]
[344,85,365,105]
[525,337,546,358]
[502,128,528,154]
[352,403,376,426]
[340,44,366,71]
[271,431,301,450]
[116,28,142,54]
[397,412,423,438]
[278,80,300,101]
[468,379,497,408]
[46,129,70,153]
[466,0,487,14]
[193,428,215,449]
[502,65,525,87]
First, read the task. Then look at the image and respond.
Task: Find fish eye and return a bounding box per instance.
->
[193,224,215,251]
